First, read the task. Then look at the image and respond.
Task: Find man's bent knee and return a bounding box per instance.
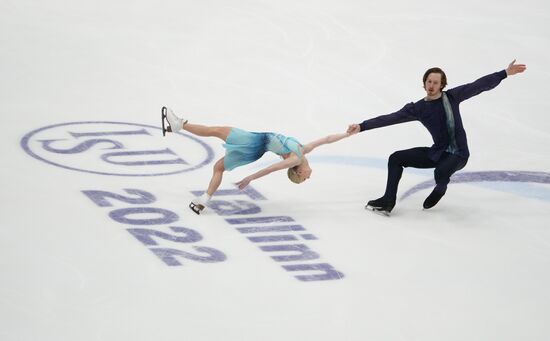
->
[388,151,403,166]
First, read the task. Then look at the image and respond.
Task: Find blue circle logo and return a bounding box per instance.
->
[21,121,215,176]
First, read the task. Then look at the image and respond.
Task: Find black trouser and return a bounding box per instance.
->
[383,147,468,201]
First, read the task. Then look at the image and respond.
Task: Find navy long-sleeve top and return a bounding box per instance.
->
[359,70,508,161]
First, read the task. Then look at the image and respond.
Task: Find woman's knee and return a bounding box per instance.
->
[213,158,225,173]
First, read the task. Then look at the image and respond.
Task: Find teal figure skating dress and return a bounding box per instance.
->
[222,128,303,171]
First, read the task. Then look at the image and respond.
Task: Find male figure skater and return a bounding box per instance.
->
[347,60,527,215]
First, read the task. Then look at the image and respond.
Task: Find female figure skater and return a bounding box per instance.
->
[162,107,352,214]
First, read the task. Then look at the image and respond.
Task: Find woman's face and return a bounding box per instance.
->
[296,161,312,183]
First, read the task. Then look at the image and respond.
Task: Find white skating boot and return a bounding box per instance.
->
[161,106,187,135]
[189,193,211,215]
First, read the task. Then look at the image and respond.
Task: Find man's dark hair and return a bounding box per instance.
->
[423,67,447,90]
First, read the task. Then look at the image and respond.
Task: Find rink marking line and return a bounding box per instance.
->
[305,155,550,202]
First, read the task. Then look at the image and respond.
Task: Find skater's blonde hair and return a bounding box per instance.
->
[287,166,301,184]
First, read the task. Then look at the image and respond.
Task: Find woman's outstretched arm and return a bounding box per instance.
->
[235,154,301,189]
[302,132,352,154]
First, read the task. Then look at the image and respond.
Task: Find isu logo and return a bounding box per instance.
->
[21,121,215,176]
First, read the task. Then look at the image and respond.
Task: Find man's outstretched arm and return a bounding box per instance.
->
[506,59,527,76]
[449,59,527,102]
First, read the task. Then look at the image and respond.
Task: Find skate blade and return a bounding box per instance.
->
[365,205,391,217]
[161,106,167,136]
[189,202,205,215]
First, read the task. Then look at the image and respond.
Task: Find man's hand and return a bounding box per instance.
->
[236,176,252,190]
[347,124,361,135]
[506,59,527,76]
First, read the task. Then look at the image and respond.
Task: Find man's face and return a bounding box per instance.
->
[424,73,443,97]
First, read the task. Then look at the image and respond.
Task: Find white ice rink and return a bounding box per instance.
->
[2,1,550,340]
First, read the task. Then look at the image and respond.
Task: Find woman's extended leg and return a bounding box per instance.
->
[164,107,231,141]
[183,124,231,142]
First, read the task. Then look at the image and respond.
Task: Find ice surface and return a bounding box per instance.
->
[1,1,549,340]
